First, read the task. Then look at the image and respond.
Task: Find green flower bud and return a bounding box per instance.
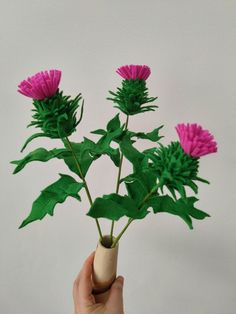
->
[28,90,83,139]
[107,79,157,115]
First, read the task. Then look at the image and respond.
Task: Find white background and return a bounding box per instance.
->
[0,1,235,313]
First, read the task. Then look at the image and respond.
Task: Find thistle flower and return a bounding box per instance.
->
[28,91,83,139]
[144,141,204,198]
[116,64,151,81]
[108,64,157,115]
[17,70,83,150]
[18,69,61,100]
[176,123,217,157]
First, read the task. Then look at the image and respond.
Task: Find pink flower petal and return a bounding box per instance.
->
[17,69,62,100]
[175,123,217,158]
[116,64,151,80]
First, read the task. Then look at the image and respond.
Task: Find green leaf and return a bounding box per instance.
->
[20,133,51,152]
[124,177,148,205]
[62,138,100,178]
[107,114,121,132]
[145,195,210,229]
[87,195,127,220]
[146,195,177,213]
[119,133,144,170]
[91,129,106,135]
[133,125,164,142]
[91,114,122,137]
[96,126,124,151]
[19,174,84,228]
[122,170,157,205]
[62,133,122,177]
[178,197,210,220]
[87,193,149,220]
[104,147,120,167]
[11,147,69,174]
[90,115,124,167]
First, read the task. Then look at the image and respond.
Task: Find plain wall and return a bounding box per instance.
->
[0,0,235,313]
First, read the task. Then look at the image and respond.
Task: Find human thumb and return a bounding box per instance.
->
[107,276,124,310]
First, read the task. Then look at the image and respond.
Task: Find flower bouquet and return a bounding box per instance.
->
[11,65,217,300]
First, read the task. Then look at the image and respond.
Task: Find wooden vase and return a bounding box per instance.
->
[92,235,119,303]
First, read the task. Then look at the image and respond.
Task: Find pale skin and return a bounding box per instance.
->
[73,252,124,314]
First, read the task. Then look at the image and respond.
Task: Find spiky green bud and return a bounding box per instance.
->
[28,90,83,139]
[107,79,157,115]
[144,141,209,198]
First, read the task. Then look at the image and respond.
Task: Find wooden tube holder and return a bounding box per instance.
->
[92,235,119,303]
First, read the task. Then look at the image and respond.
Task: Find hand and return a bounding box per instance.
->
[73,252,124,314]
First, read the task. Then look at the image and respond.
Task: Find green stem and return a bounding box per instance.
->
[64,136,103,240]
[111,183,161,248]
[138,184,160,209]
[111,218,133,248]
[110,115,129,243]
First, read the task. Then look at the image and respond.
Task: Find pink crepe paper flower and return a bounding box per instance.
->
[116,64,151,80]
[175,123,217,157]
[18,69,61,100]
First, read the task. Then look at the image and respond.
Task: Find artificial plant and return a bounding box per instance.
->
[11,65,217,248]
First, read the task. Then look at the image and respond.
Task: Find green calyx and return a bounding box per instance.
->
[144,141,206,198]
[28,90,84,139]
[107,79,158,115]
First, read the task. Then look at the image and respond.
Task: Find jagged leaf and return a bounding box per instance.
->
[178,197,210,220]
[19,174,84,228]
[144,195,210,229]
[95,126,124,151]
[90,115,124,166]
[132,125,164,142]
[124,177,148,205]
[104,147,120,167]
[122,170,157,205]
[62,138,100,178]
[87,193,149,220]
[119,133,144,170]
[11,147,69,174]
